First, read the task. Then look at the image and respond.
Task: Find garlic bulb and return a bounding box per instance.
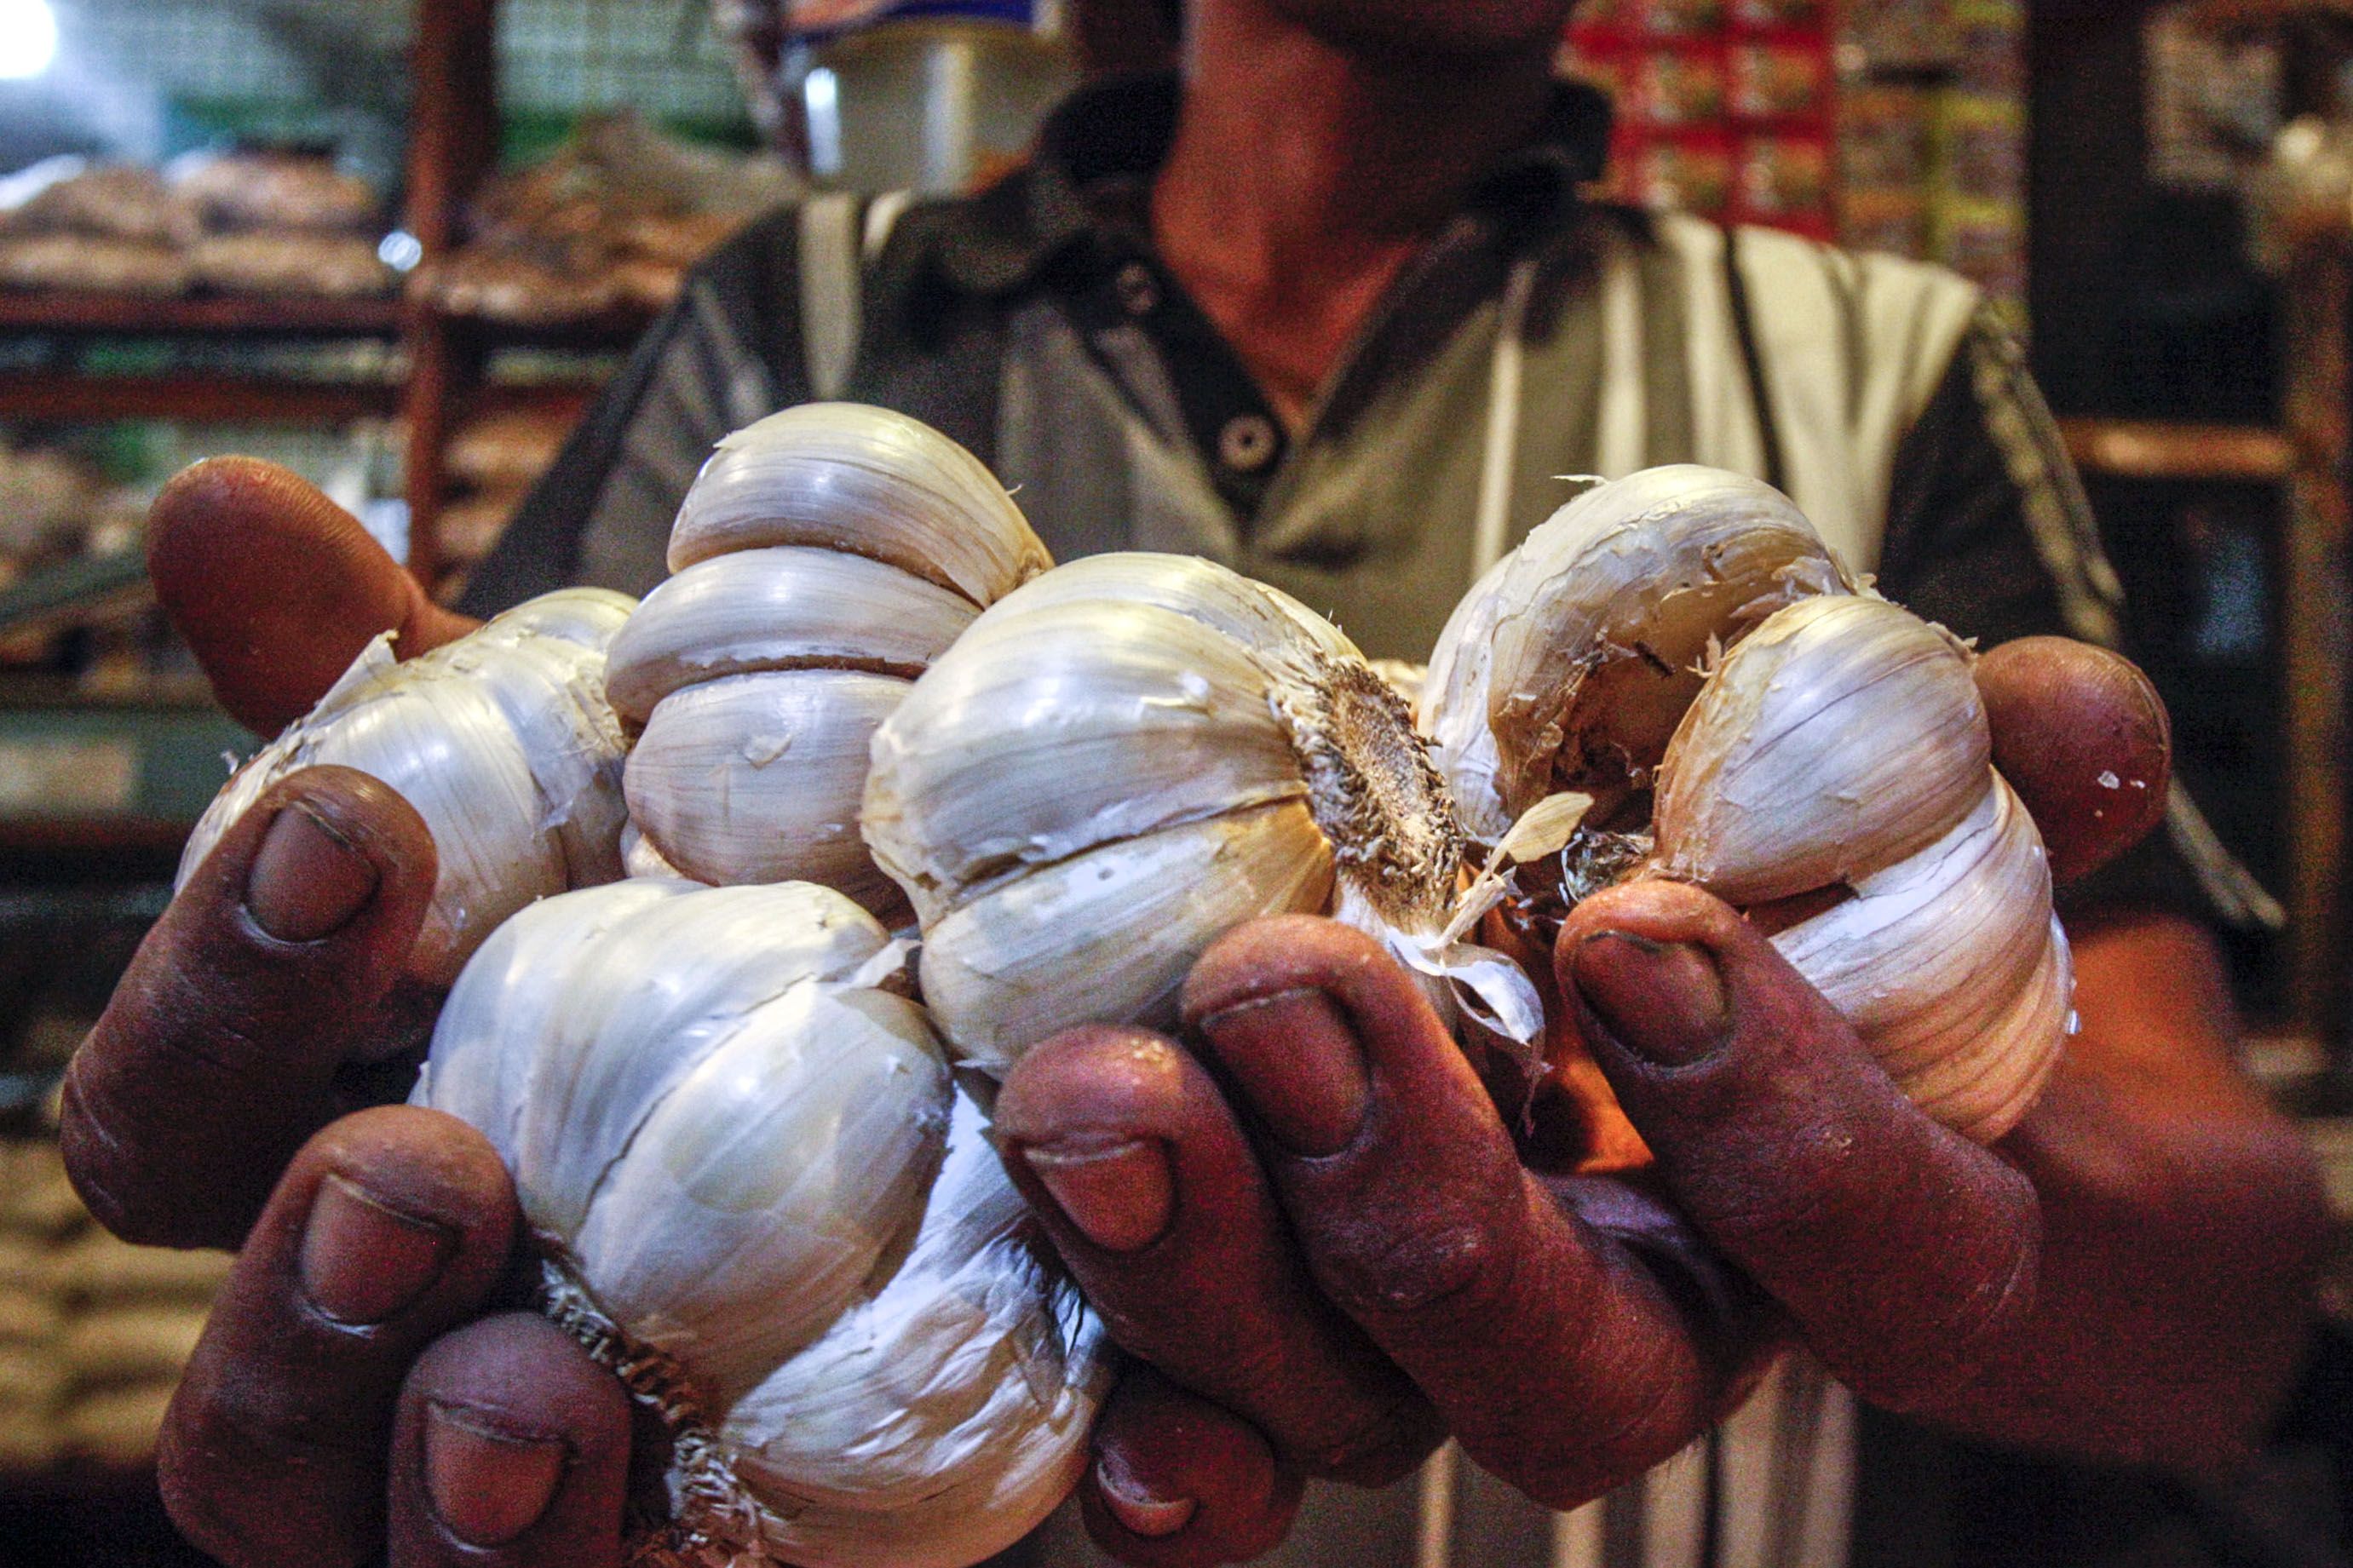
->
[863,552,1533,1076]
[414,878,1105,1568]
[179,589,636,1004]
[1425,467,2068,1143]
[605,404,1051,911]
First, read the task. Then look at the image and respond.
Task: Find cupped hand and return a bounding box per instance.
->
[992,635,2297,1567]
[66,458,480,1251]
[69,461,1303,1566]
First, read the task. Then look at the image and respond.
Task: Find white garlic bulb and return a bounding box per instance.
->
[179,589,636,1004]
[414,878,1105,1568]
[1425,467,2068,1143]
[863,552,1533,1077]
[605,404,1052,911]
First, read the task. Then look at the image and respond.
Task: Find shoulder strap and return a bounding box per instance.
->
[796,189,918,400]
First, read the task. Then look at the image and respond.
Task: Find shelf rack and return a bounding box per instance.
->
[0,0,648,589]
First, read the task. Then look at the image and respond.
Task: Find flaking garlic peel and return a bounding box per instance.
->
[413,879,1109,1568]
[178,587,637,1017]
[1423,465,2074,1165]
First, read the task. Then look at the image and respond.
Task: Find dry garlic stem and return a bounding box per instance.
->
[862,552,1510,1076]
[415,880,1104,1568]
[180,589,636,1008]
[605,404,1051,909]
[1425,466,2068,1143]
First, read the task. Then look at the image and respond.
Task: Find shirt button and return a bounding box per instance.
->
[1218,413,1280,473]
[1113,261,1160,317]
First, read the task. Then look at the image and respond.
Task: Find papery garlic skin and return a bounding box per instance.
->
[1770,777,2065,1141]
[1654,594,1990,905]
[416,879,949,1404]
[724,1088,1110,1568]
[1424,466,2068,1145]
[865,552,1472,1076]
[179,589,636,1008]
[1424,465,1850,843]
[607,405,1051,908]
[415,881,1101,1568]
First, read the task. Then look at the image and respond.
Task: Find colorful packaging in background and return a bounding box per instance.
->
[1563,0,1836,240]
[1561,0,2030,319]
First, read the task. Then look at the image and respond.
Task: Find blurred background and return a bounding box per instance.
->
[0,1,2348,1559]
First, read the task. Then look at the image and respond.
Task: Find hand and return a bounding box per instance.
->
[64,458,479,1249]
[68,461,1303,1566]
[994,637,2326,1564]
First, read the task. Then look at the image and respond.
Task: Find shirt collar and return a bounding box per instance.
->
[929,71,1614,298]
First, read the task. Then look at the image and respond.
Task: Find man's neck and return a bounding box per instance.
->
[1149,3,1556,432]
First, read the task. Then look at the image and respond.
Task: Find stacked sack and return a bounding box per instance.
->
[0,152,393,301]
[0,1139,230,1474]
[417,112,798,326]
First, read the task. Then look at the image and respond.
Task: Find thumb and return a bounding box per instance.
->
[150,457,480,735]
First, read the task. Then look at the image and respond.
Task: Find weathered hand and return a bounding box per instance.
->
[996,637,2324,1565]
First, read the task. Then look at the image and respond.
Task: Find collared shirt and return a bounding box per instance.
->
[463,72,2269,1568]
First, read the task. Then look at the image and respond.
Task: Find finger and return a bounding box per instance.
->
[1179,916,1774,1508]
[63,767,438,1249]
[388,1314,631,1568]
[1080,1366,1303,1568]
[150,457,478,735]
[158,1107,521,1568]
[995,1026,1439,1485]
[1557,880,2042,1413]
[1976,636,2170,885]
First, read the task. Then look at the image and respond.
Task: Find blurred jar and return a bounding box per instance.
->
[719,1,1080,194]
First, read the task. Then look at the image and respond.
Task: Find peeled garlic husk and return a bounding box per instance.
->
[605,404,1051,910]
[1425,467,2068,1143]
[414,879,1104,1567]
[864,551,1524,1076]
[723,1088,1110,1568]
[1424,464,1851,842]
[179,589,636,1006]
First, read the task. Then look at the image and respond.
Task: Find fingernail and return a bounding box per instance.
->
[1196,987,1368,1156]
[1097,1458,1197,1538]
[1022,1140,1173,1254]
[424,1403,568,1548]
[301,1175,457,1325]
[247,802,377,942]
[1571,933,1729,1067]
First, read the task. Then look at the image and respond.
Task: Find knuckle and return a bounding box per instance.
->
[1319,1213,1510,1326]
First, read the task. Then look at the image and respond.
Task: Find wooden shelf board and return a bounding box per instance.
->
[0,291,402,339]
[0,372,398,423]
[2058,418,2298,482]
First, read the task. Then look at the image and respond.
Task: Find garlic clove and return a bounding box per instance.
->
[620,821,694,881]
[179,588,636,1004]
[419,880,922,1249]
[1770,775,2052,1072]
[864,597,1311,928]
[724,1087,1111,1568]
[568,980,948,1403]
[604,546,977,724]
[979,551,1360,665]
[624,669,911,910]
[668,403,1052,604]
[1654,594,1990,905]
[914,801,1337,1077]
[1424,465,1849,842]
[1901,921,2073,1144]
